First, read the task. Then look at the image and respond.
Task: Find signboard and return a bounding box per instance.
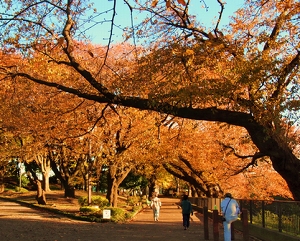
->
[103,209,111,219]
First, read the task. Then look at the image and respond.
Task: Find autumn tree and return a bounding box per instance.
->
[0,0,299,200]
[159,117,293,199]
[98,107,159,207]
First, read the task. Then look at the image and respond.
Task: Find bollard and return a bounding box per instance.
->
[204,206,209,240]
[242,209,250,241]
[213,209,219,241]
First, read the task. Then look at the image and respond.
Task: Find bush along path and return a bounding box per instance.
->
[0,190,147,223]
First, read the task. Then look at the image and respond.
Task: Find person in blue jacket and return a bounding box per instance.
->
[180,195,193,230]
[221,193,241,241]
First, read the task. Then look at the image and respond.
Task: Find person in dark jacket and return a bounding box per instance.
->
[180,195,193,230]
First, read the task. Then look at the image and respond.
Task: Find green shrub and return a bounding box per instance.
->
[78,195,109,208]
[139,195,148,204]
[15,187,28,193]
[132,206,142,213]
[21,176,30,187]
[127,196,139,206]
[49,185,62,190]
[125,206,143,220]
[80,206,100,213]
[109,207,126,222]
[125,211,135,220]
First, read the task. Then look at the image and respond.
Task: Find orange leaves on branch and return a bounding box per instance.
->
[166,0,171,9]
[57,37,65,46]
[177,0,186,6]
[151,0,158,8]
[151,0,186,9]
[87,50,94,57]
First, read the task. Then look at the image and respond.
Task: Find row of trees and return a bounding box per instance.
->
[0,0,299,201]
[0,53,292,206]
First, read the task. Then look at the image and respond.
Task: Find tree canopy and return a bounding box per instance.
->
[0,0,299,199]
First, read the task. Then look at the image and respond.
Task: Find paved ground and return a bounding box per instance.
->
[0,197,248,241]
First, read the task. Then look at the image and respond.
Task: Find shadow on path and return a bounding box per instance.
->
[0,197,246,241]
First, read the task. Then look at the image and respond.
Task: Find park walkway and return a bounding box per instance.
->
[131,197,247,241]
[0,197,249,241]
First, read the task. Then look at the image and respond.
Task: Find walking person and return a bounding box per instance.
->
[150,192,162,221]
[221,193,241,241]
[180,194,193,230]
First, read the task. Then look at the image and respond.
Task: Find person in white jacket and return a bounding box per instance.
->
[150,192,162,221]
[221,193,241,241]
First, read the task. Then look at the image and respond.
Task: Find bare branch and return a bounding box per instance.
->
[214,0,225,36]
[220,142,268,174]
[96,0,117,76]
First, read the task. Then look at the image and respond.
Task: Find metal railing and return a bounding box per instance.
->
[189,197,300,237]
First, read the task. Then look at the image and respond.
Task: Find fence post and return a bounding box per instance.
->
[204,206,209,240]
[249,200,253,224]
[262,201,265,228]
[278,202,282,232]
[231,222,235,240]
[242,209,249,241]
[213,209,219,241]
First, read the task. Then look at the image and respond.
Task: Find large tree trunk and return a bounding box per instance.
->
[83,173,88,191]
[148,176,156,201]
[106,164,131,207]
[36,180,46,205]
[42,171,51,192]
[59,178,75,198]
[244,120,300,200]
[108,182,119,208]
[25,161,47,205]
[50,158,75,198]
[64,184,75,198]
[191,186,197,197]
[0,164,5,193]
[106,175,118,207]
[0,174,4,193]
[35,154,52,192]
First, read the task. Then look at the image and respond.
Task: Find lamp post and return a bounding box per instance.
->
[88,138,92,205]
[17,161,23,191]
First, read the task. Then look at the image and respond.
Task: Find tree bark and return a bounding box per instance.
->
[245,121,300,200]
[0,176,4,193]
[106,164,131,207]
[148,175,157,201]
[36,180,46,205]
[25,162,47,205]
[64,183,75,198]
[35,154,52,192]
[56,173,75,198]
[50,159,75,198]
[107,175,118,207]
[0,164,5,193]
[42,171,51,192]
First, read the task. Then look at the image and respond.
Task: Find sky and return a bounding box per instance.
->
[86,0,245,45]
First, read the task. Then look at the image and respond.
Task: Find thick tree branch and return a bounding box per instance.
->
[214,0,225,36]
[271,51,300,99]
[263,6,290,51]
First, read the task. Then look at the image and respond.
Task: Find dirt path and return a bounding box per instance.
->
[0,197,247,241]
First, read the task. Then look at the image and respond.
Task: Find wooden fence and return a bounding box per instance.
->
[189,197,300,241]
